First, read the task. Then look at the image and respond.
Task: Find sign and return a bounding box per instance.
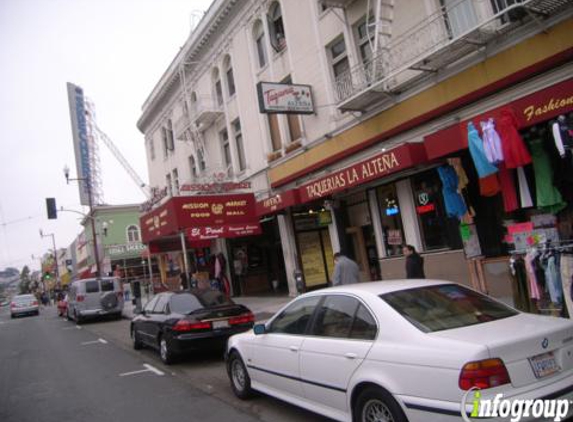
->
[299,143,427,202]
[257,82,314,114]
[387,229,402,245]
[317,210,332,226]
[416,204,435,214]
[507,222,534,235]
[185,224,261,240]
[256,189,300,216]
[180,181,251,193]
[67,82,92,206]
[106,243,146,256]
[460,223,482,258]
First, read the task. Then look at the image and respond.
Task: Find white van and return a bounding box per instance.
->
[67,277,124,323]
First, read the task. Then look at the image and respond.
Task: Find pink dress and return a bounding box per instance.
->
[497,109,532,169]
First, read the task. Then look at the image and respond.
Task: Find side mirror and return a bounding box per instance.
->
[253,323,266,335]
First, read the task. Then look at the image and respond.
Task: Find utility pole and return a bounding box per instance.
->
[39,230,60,289]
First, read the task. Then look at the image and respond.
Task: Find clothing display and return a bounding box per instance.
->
[517,166,533,208]
[447,157,469,191]
[497,109,532,168]
[437,165,468,219]
[529,138,566,213]
[479,173,500,197]
[480,118,504,164]
[524,249,542,300]
[468,122,499,178]
[561,254,573,319]
[551,115,573,157]
[498,163,518,213]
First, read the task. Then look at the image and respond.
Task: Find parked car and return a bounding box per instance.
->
[57,293,68,317]
[67,277,124,323]
[226,280,573,422]
[10,294,39,318]
[131,289,255,364]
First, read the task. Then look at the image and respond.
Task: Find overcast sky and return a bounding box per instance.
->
[0,0,214,272]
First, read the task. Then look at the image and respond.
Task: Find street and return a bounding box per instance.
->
[0,305,329,422]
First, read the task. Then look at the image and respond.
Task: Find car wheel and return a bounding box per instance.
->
[228,351,253,400]
[132,328,143,350]
[159,336,175,365]
[354,386,407,422]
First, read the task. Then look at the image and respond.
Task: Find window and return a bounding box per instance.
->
[85,280,99,293]
[189,155,197,178]
[224,56,236,97]
[382,284,518,333]
[167,119,175,151]
[253,21,267,68]
[127,225,140,243]
[169,293,203,314]
[101,279,114,292]
[220,129,232,175]
[172,168,179,195]
[283,76,302,142]
[441,0,479,39]
[166,174,172,196]
[377,184,405,257]
[268,296,320,335]
[148,137,155,161]
[162,127,168,158]
[329,37,350,79]
[144,296,159,313]
[233,119,246,172]
[197,149,206,171]
[311,296,358,338]
[268,2,286,52]
[153,294,170,314]
[215,79,223,106]
[350,304,377,340]
[356,14,375,64]
[268,114,282,151]
[411,169,462,251]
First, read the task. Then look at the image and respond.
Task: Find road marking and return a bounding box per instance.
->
[81,338,108,346]
[119,364,165,377]
[62,326,82,330]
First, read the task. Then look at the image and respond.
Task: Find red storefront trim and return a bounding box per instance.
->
[256,189,300,216]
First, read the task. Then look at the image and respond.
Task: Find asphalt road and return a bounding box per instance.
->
[0,305,329,422]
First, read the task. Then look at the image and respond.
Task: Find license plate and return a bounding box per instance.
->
[529,352,560,378]
[212,320,229,329]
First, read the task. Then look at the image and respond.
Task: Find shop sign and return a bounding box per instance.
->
[387,229,402,245]
[256,189,300,216]
[299,143,427,203]
[180,181,251,193]
[257,82,314,114]
[106,243,146,256]
[507,222,534,235]
[186,224,262,240]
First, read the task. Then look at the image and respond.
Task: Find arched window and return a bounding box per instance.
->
[253,20,267,68]
[127,225,140,243]
[212,68,223,106]
[223,55,236,97]
[268,2,286,52]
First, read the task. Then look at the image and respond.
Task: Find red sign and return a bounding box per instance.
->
[298,143,427,203]
[256,189,300,216]
[416,204,436,214]
[185,224,262,241]
[180,181,251,193]
[507,222,534,235]
[140,193,258,243]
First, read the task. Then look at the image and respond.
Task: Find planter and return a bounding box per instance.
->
[284,141,302,154]
[267,151,282,163]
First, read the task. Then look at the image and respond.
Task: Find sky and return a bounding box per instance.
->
[0,0,214,272]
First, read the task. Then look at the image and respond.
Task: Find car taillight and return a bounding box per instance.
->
[32,301,38,306]
[229,313,255,325]
[459,358,511,390]
[77,295,85,302]
[173,320,212,332]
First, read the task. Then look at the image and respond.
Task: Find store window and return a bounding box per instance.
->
[377,184,405,257]
[329,36,350,79]
[411,169,463,251]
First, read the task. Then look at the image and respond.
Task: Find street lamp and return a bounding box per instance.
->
[63,165,102,277]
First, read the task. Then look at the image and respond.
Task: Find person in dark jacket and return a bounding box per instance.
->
[402,244,426,279]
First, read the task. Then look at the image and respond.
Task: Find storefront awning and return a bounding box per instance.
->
[424,77,573,160]
[256,189,300,217]
[140,193,261,244]
[298,142,428,203]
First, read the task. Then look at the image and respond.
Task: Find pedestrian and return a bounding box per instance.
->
[402,244,426,279]
[332,252,360,286]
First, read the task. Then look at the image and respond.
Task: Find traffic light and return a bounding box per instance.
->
[44,272,52,280]
[46,198,57,219]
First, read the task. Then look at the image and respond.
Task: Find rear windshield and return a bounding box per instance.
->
[14,295,34,303]
[101,279,115,292]
[381,284,518,333]
[85,280,99,293]
[169,290,234,315]
[196,289,234,307]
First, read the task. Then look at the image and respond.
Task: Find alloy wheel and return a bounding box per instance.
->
[231,359,246,391]
[362,398,395,422]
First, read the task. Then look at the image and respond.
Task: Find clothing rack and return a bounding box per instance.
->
[509,239,573,255]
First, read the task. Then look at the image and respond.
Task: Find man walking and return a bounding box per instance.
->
[402,244,426,279]
[332,253,360,286]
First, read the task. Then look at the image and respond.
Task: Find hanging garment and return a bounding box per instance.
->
[498,163,518,213]
[517,166,533,208]
[468,122,498,177]
[447,157,469,191]
[543,253,563,305]
[561,254,573,319]
[524,249,541,300]
[510,256,533,313]
[480,118,504,164]
[497,109,532,168]
[529,138,566,213]
[479,173,500,197]
[437,165,468,219]
[552,121,566,157]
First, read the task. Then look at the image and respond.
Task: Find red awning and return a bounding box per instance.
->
[256,189,300,217]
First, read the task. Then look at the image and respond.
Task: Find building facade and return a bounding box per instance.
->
[138,0,573,315]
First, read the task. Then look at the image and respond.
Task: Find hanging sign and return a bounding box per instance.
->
[257,82,314,114]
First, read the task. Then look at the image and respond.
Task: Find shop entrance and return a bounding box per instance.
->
[296,229,334,290]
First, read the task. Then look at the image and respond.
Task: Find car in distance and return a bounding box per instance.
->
[226,280,573,422]
[131,289,255,365]
[67,277,124,323]
[10,294,40,318]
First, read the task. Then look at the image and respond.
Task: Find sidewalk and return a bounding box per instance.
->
[122,292,292,322]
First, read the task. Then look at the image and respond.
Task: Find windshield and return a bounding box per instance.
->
[14,295,35,303]
[381,284,518,333]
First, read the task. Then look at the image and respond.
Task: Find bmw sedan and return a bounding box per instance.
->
[10,294,40,318]
[225,280,573,422]
[131,289,254,364]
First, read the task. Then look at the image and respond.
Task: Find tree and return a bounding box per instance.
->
[19,266,30,294]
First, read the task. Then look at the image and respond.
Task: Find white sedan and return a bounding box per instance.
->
[226,280,573,422]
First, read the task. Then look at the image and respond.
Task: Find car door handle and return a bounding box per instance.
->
[289,346,299,352]
[344,353,357,359]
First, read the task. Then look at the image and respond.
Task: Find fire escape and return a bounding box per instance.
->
[323,0,573,112]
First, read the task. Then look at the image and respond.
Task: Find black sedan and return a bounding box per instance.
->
[130,289,254,364]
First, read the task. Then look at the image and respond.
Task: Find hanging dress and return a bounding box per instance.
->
[529,137,566,213]
[498,163,518,212]
[497,109,532,168]
[467,122,498,177]
[437,165,467,219]
[481,118,504,164]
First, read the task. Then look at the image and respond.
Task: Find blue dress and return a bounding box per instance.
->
[468,122,498,177]
[437,165,467,219]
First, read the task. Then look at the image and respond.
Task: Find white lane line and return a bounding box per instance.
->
[62,326,82,330]
[119,364,165,377]
[81,338,107,346]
